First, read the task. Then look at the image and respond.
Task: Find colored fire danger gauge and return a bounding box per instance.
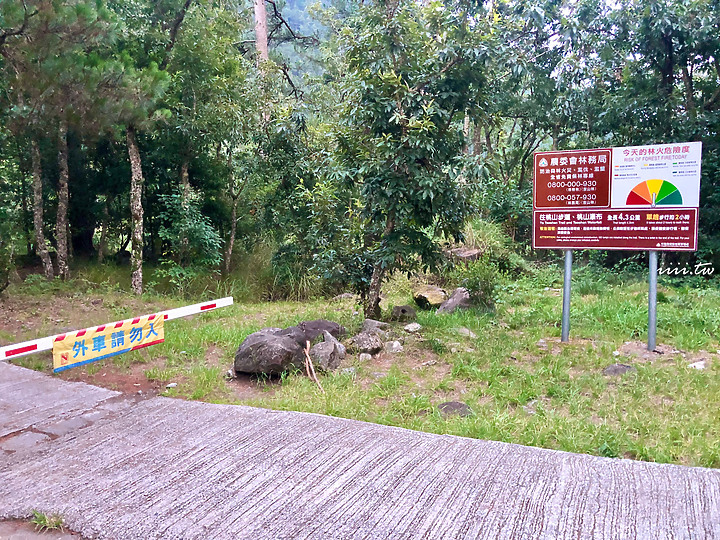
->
[626,179,683,206]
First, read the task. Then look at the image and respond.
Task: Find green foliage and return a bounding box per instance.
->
[30,510,65,532]
[449,256,500,310]
[1,0,720,296]
[0,153,21,292]
[154,188,223,297]
[157,188,222,268]
[462,219,527,275]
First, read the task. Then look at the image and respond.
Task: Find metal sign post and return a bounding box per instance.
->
[648,251,658,351]
[561,250,572,342]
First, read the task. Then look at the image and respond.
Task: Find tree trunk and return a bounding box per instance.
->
[30,138,53,279]
[179,157,190,264]
[462,112,470,154]
[364,263,385,320]
[16,146,33,255]
[97,195,110,264]
[224,189,239,277]
[363,215,395,319]
[55,119,70,280]
[223,148,238,277]
[127,125,144,295]
[254,0,269,63]
[471,122,483,156]
[681,62,696,119]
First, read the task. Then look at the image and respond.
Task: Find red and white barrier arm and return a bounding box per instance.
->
[0,297,233,361]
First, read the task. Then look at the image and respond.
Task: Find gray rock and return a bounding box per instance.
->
[391,305,417,321]
[602,363,637,376]
[689,360,707,370]
[448,247,484,262]
[523,399,538,415]
[348,332,384,355]
[385,341,404,353]
[310,331,347,371]
[359,353,372,362]
[362,319,391,336]
[165,382,178,389]
[404,322,422,333]
[234,328,305,375]
[296,319,346,342]
[438,401,473,418]
[437,287,471,314]
[273,320,346,349]
[413,285,448,310]
[453,327,477,339]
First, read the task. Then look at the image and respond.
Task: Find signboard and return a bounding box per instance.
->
[533,142,701,251]
[52,314,164,373]
[534,148,611,209]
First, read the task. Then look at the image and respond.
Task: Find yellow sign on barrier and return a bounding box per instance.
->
[52,314,164,373]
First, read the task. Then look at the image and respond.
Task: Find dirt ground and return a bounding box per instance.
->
[0,520,84,539]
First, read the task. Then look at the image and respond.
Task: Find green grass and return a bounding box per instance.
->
[3,263,720,468]
[30,510,64,532]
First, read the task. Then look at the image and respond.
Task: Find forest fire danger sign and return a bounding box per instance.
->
[533,142,701,251]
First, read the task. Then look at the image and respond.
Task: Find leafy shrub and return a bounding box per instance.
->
[157,188,223,268]
[449,255,500,309]
[461,219,527,276]
[154,188,222,297]
[0,158,21,292]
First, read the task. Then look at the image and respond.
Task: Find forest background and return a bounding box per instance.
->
[1,0,719,313]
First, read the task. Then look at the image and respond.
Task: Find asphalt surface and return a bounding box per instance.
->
[1,361,719,539]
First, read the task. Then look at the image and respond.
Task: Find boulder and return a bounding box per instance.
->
[437,288,471,314]
[447,247,484,263]
[453,327,477,339]
[404,322,422,333]
[296,319,346,342]
[413,285,447,310]
[234,328,305,375]
[310,331,347,371]
[391,305,417,322]
[359,353,372,362]
[438,401,473,418]
[385,341,404,354]
[602,363,637,376]
[361,319,391,337]
[348,332,384,355]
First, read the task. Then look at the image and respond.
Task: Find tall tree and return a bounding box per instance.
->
[335,0,488,316]
[109,0,193,294]
[254,0,269,62]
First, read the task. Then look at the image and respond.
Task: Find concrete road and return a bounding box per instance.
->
[1,361,719,539]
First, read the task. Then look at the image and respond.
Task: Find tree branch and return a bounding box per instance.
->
[280,62,302,99]
[265,0,319,46]
[703,56,720,111]
[159,0,194,70]
[0,1,38,49]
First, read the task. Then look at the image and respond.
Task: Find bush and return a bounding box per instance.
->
[449,255,500,310]
[461,219,527,276]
